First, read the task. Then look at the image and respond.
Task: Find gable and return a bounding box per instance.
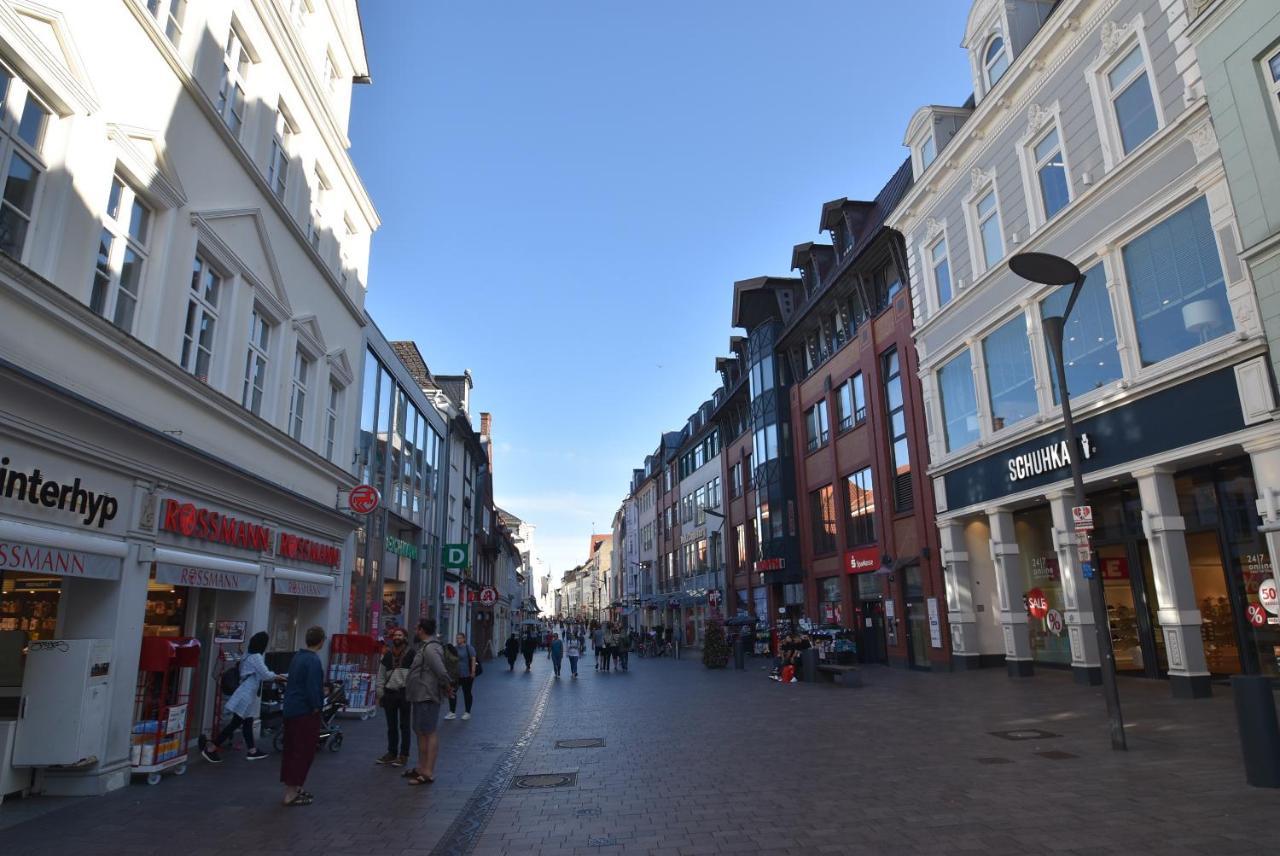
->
[0,1,98,115]
[191,209,291,318]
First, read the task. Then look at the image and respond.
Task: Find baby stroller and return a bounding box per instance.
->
[272,681,347,753]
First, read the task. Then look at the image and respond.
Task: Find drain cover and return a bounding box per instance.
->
[975,756,1013,765]
[989,728,1061,741]
[1035,750,1078,760]
[576,807,602,817]
[556,738,605,749]
[587,836,617,847]
[512,772,577,789]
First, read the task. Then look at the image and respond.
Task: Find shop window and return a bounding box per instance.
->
[1013,506,1071,666]
[1122,196,1232,367]
[0,574,61,640]
[145,577,188,637]
[809,484,837,556]
[939,349,978,451]
[818,576,843,625]
[982,314,1037,431]
[1039,262,1121,402]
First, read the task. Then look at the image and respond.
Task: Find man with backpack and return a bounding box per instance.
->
[374,627,415,767]
[403,618,452,786]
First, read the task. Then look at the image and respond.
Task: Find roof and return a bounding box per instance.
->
[497,507,523,527]
[389,341,437,391]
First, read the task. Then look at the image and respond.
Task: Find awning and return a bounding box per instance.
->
[155,546,260,592]
[272,567,336,598]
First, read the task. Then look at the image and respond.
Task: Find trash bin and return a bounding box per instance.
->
[733,635,746,671]
[1230,674,1280,788]
[799,648,818,683]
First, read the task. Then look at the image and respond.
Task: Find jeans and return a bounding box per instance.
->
[568,656,578,676]
[552,656,563,676]
[619,650,629,670]
[383,696,411,756]
[214,713,255,751]
[448,677,474,714]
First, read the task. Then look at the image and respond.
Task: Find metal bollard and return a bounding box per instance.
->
[1230,674,1280,788]
[799,648,818,683]
[733,636,746,670]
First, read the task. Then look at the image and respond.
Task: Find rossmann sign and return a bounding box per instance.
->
[160,499,339,568]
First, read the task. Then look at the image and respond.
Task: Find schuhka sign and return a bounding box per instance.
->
[160,499,339,568]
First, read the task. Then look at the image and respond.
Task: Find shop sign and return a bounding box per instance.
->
[479,586,497,605]
[755,557,785,572]
[214,620,247,644]
[348,484,381,514]
[1101,557,1129,580]
[387,536,418,560]
[273,577,331,598]
[1248,603,1267,628]
[1008,434,1095,483]
[161,499,272,551]
[0,453,120,528]
[444,583,457,600]
[277,532,341,568]
[1259,578,1279,615]
[164,704,187,735]
[156,563,258,592]
[0,541,121,580]
[927,597,942,648]
[1025,588,1049,619]
[443,543,469,569]
[1045,609,1065,636]
[844,546,879,575]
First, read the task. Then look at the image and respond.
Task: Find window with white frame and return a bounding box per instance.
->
[920,133,937,170]
[0,66,49,261]
[324,381,342,460]
[1105,44,1158,156]
[982,315,1037,431]
[324,51,341,94]
[217,26,251,137]
[930,236,952,308]
[182,254,222,382]
[308,164,329,250]
[1121,196,1232,367]
[1032,126,1070,222]
[1039,262,1121,402]
[146,0,186,45]
[974,187,1004,271]
[1266,49,1280,128]
[288,0,310,29]
[835,373,866,431]
[241,307,271,415]
[984,36,1009,88]
[267,107,294,200]
[90,175,151,333]
[804,400,829,452]
[938,349,979,451]
[288,349,311,441]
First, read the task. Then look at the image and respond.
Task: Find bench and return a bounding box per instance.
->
[816,663,862,688]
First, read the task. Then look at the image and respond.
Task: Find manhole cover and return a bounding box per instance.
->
[1035,750,1078,760]
[975,756,1013,765]
[989,728,1061,741]
[576,808,602,817]
[587,836,617,847]
[556,738,605,749]
[512,772,577,789]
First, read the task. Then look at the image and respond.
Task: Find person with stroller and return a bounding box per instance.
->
[375,627,415,767]
[549,632,564,678]
[281,626,326,806]
[520,632,537,672]
[201,631,283,763]
[504,633,520,671]
[444,632,477,721]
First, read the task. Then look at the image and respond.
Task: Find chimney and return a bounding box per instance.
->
[480,412,492,437]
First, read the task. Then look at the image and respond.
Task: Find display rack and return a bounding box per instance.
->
[808,625,857,664]
[328,633,378,720]
[132,636,199,785]
[209,643,242,744]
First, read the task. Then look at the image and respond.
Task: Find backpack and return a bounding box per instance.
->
[220,661,242,696]
[442,644,461,681]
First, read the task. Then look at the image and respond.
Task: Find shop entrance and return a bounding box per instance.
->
[857,600,887,664]
[1091,488,1167,679]
[901,566,930,670]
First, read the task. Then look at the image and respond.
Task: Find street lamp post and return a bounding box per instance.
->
[1011,252,1127,751]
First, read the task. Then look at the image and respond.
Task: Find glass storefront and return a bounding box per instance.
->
[1014,506,1070,665]
[0,574,61,639]
[817,576,842,625]
[144,579,188,637]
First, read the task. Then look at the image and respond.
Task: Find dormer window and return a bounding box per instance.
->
[920,134,937,169]
[984,37,1009,88]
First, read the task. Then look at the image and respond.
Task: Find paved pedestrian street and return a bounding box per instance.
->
[2,654,1277,856]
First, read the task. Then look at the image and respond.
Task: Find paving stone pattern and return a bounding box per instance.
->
[2,653,1277,855]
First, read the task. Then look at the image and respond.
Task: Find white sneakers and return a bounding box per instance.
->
[443,712,457,720]
[461,712,471,720]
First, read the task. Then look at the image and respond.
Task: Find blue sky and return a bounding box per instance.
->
[350,2,973,578]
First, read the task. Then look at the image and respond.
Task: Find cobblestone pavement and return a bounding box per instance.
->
[2,651,1277,855]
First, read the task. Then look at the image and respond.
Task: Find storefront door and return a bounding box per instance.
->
[1095,542,1165,677]
[902,567,930,670]
[857,599,887,664]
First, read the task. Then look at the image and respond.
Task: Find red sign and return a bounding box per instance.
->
[277,531,341,568]
[161,499,272,551]
[1101,557,1129,580]
[444,584,457,600]
[845,546,880,575]
[755,558,785,572]
[1248,603,1267,628]
[1026,588,1049,619]
[479,586,497,605]
[348,485,380,514]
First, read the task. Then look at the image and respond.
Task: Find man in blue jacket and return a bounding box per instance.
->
[280,625,326,806]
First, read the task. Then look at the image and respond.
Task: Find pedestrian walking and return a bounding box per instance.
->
[592,623,604,670]
[201,631,283,763]
[444,633,477,720]
[504,633,519,671]
[374,627,415,767]
[550,633,564,678]
[602,625,615,672]
[566,634,581,678]
[521,632,537,671]
[404,618,452,786]
[618,629,631,672]
[280,626,326,807]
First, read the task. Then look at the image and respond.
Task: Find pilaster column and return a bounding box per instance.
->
[1133,466,1211,698]
[988,509,1033,676]
[939,520,980,669]
[1047,490,1101,684]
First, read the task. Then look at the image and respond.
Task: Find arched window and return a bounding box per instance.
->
[984,36,1009,88]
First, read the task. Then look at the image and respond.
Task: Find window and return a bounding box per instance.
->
[882,349,912,511]
[89,176,151,332]
[920,134,937,170]
[1107,45,1158,155]
[1122,196,1231,366]
[804,401,829,452]
[729,462,742,499]
[985,37,1009,88]
[324,51,341,93]
[809,485,837,555]
[181,254,221,382]
[1040,262,1121,402]
[217,27,250,137]
[757,500,783,543]
[735,523,747,568]
[835,373,866,431]
[753,423,779,465]
[324,382,342,461]
[288,350,311,441]
[983,315,1037,431]
[241,307,271,415]
[1268,49,1280,124]
[0,67,49,260]
[938,349,979,451]
[843,468,875,547]
[287,0,310,29]
[749,355,774,399]
[267,107,294,200]
[975,188,1003,270]
[146,0,185,45]
[1033,127,1069,221]
[930,237,952,308]
[742,452,752,491]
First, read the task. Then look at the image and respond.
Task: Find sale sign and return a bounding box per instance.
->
[1248,603,1267,628]
[1258,578,1279,616]
[1026,588,1049,619]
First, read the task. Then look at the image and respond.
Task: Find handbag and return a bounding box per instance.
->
[474,659,484,678]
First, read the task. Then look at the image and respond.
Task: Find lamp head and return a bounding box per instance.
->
[1009,252,1081,286]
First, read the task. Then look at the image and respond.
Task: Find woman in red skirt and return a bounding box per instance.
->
[281,626,326,806]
